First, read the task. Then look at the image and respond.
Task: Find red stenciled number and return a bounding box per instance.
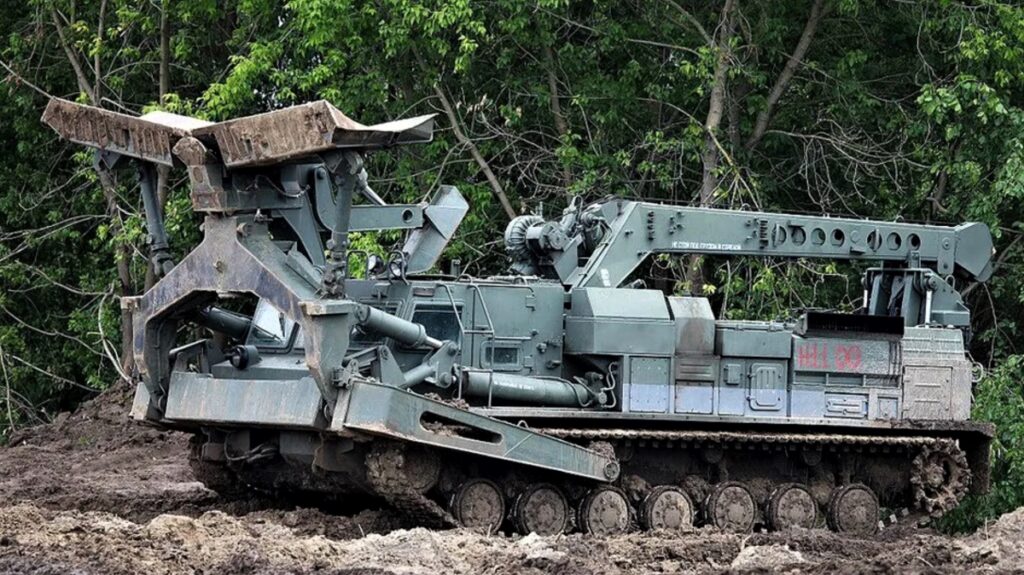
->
[834,345,862,371]
[797,343,829,369]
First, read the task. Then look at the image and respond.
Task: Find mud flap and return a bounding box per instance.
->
[332,380,618,483]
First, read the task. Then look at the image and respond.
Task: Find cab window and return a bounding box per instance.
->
[403,305,462,348]
[248,299,296,350]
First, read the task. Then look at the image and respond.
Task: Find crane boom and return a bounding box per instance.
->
[506,198,993,287]
[505,198,994,329]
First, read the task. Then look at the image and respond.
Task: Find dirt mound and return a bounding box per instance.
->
[951,507,1024,572]
[7,380,140,450]
[0,381,1020,574]
[0,381,210,522]
[0,505,1020,575]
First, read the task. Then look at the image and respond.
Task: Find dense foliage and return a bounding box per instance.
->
[942,357,1024,531]
[1,0,1022,529]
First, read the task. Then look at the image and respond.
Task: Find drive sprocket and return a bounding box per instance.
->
[911,441,971,518]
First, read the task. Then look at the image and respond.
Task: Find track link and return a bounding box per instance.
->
[538,427,972,518]
[539,427,955,448]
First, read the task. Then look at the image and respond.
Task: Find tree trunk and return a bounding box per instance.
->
[690,0,737,295]
[745,0,827,151]
[542,43,573,189]
[698,0,737,204]
[147,0,173,291]
[51,5,136,376]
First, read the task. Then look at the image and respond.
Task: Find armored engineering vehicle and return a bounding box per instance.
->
[43,98,996,536]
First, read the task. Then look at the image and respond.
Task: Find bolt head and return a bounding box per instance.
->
[604,461,620,480]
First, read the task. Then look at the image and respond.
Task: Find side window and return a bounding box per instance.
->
[405,305,462,348]
[483,342,522,370]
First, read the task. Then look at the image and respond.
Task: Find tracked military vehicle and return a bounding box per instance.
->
[43,98,995,536]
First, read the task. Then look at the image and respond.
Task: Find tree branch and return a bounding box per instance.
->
[49,8,97,103]
[94,0,107,102]
[0,344,14,430]
[662,0,712,45]
[432,83,516,219]
[699,0,737,203]
[745,0,827,150]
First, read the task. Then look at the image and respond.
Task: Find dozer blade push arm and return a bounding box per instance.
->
[332,379,620,483]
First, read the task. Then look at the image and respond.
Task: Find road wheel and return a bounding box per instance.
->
[641,485,694,531]
[827,483,879,535]
[449,478,505,533]
[767,483,818,531]
[705,481,756,533]
[578,486,631,535]
[512,483,570,535]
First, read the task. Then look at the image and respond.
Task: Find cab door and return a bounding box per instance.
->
[747,361,786,414]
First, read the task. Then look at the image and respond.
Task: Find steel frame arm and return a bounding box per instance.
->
[124,215,356,417]
[569,200,994,288]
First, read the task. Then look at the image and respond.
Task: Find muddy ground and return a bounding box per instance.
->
[0,383,1018,574]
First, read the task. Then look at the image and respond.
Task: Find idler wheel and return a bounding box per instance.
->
[705,481,757,533]
[449,479,505,533]
[641,486,694,531]
[578,486,631,535]
[366,442,441,495]
[512,483,570,535]
[826,483,879,535]
[767,483,819,531]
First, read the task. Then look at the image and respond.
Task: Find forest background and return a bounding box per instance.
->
[1,0,1023,530]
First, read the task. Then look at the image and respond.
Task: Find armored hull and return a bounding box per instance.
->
[175,274,992,535]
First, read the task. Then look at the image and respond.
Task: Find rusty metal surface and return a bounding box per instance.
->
[41,99,206,166]
[42,98,434,168]
[164,373,323,426]
[191,100,435,167]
